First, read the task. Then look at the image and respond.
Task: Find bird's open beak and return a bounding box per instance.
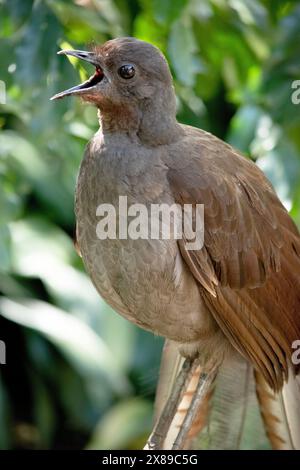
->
[50,49,104,100]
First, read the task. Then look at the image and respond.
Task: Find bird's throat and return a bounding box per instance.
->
[98,89,182,145]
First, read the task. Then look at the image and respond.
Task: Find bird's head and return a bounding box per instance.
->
[51,37,179,140]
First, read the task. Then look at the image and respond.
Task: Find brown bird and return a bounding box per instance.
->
[51,37,300,449]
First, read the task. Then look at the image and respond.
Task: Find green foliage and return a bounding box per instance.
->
[0,0,300,449]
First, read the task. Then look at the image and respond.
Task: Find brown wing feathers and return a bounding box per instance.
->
[168,130,300,391]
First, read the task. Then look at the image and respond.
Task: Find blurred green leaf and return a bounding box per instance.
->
[0,225,11,272]
[0,131,74,224]
[227,104,264,153]
[87,398,152,450]
[152,0,188,25]
[0,298,130,397]
[168,16,202,86]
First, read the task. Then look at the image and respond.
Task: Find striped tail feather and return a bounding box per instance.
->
[152,340,213,450]
[255,369,300,449]
[151,341,271,450]
[192,352,270,449]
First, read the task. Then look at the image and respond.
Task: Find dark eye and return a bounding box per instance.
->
[118,64,135,79]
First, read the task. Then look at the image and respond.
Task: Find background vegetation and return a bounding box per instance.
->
[0,0,300,449]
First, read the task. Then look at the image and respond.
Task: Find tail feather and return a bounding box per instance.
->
[153,340,184,425]
[153,340,213,450]
[153,341,270,450]
[255,369,300,449]
[193,353,269,449]
[164,363,214,449]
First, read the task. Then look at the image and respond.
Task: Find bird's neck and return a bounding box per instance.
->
[98,88,182,146]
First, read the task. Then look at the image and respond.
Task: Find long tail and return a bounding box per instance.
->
[152,341,271,450]
[193,352,269,449]
[152,340,213,449]
[255,369,300,449]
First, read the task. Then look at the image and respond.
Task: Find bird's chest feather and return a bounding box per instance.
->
[74,135,213,346]
[75,137,182,316]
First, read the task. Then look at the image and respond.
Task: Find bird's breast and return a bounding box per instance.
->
[74,140,210,344]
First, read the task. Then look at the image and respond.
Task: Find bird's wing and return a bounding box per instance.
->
[167,127,300,389]
[167,128,300,293]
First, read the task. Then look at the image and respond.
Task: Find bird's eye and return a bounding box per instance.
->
[118,64,135,79]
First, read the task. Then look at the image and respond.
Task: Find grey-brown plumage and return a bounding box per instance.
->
[52,37,300,448]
